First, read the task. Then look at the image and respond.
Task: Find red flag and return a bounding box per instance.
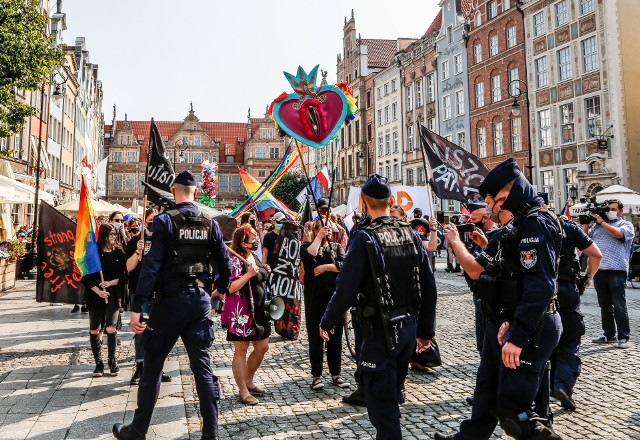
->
[562,202,572,220]
[316,167,332,193]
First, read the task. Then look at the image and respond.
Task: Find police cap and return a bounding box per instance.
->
[413,207,423,215]
[466,201,487,213]
[478,158,521,198]
[361,174,392,199]
[173,170,197,187]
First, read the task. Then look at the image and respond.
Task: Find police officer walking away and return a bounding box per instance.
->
[113,171,231,440]
[319,174,437,440]
[435,159,563,440]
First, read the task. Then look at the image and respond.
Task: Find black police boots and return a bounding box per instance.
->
[551,388,576,411]
[130,362,143,385]
[112,423,145,440]
[342,385,367,406]
[90,333,103,377]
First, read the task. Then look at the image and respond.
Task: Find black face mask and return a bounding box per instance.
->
[130,228,139,235]
[146,222,153,233]
[250,242,259,251]
[473,220,485,230]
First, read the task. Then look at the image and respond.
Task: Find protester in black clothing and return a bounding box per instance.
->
[262,212,286,268]
[301,217,349,391]
[81,223,127,377]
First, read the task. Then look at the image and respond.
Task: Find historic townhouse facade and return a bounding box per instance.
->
[523,0,616,208]
[335,11,397,204]
[244,109,286,182]
[468,0,531,176]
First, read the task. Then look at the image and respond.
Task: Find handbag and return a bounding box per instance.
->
[411,337,442,368]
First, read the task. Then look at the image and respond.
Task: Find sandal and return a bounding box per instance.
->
[311,377,324,390]
[332,376,351,388]
[247,384,268,396]
[237,393,259,405]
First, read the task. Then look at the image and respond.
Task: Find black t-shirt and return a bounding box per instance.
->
[125,233,151,293]
[262,231,280,269]
[300,242,344,298]
[81,248,126,309]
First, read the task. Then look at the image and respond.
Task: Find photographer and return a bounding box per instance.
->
[583,199,634,349]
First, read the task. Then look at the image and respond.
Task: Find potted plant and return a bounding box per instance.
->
[0,239,27,290]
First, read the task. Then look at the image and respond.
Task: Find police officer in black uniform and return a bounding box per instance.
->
[113,171,231,440]
[541,194,602,412]
[435,159,563,440]
[319,174,437,440]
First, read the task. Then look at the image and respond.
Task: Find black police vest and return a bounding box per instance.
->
[167,209,212,278]
[363,219,420,316]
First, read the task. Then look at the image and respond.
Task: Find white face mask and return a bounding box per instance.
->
[606,211,618,221]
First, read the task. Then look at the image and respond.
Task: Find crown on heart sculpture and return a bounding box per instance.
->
[268,65,357,148]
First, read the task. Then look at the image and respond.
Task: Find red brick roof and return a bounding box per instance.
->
[458,0,472,17]
[358,38,397,68]
[423,10,442,38]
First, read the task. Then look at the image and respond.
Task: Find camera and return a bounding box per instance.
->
[449,214,475,233]
[578,196,610,225]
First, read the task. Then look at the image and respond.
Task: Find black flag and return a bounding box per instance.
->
[144,120,175,206]
[36,202,84,304]
[419,125,489,203]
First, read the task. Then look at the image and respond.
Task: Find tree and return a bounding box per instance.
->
[0,0,62,138]
[271,172,308,210]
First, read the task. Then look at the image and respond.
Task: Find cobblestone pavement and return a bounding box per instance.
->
[0,259,639,439]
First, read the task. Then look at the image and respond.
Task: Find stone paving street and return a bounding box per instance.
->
[0,258,639,439]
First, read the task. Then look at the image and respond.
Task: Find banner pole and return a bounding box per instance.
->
[138,194,147,261]
[294,139,324,227]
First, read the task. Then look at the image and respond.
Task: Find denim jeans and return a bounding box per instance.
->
[594,270,630,340]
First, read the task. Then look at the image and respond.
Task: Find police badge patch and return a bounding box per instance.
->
[520,249,537,269]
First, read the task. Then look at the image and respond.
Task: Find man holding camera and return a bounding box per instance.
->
[584,199,633,349]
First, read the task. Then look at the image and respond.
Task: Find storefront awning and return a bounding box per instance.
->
[0,175,54,204]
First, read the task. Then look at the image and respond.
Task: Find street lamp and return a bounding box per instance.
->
[508,79,534,185]
[569,185,578,204]
[173,138,187,169]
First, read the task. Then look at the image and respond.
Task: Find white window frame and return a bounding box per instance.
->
[491,75,501,102]
[535,56,549,88]
[555,0,568,27]
[560,103,575,144]
[585,96,601,139]
[511,117,522,151]
[508,68,519,96]
[474,44,483,64]
[407,126,414,151]
[406,86,413,111]
[427,74,435,102]
[477,127,487,158]
[392,102,397,121]
[442,60,450,80]
[538,109,552,147]
[487,0,497,20]
[582,36,598,73]
[580,0,594,15]
[557,46,572,81]
[443,95,452,120]
[393,131,399,152]
[489,35,499,57]
[475,82,485,108]
[457,131,466,149]
[454,54,463,74]
[506,26,517,49]
[493,122,504,155]
[533,11,545,37]
[416,80,423,107]
[455,90,465,116]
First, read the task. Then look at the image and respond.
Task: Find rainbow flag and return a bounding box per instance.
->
[237,168,295,222]
[74,171,101,276]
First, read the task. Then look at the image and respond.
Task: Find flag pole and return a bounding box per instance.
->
[326,138,339,218]
[99,271,108,304]
[294,139,324,227]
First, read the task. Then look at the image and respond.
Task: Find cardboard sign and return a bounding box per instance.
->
[346,185,433,219]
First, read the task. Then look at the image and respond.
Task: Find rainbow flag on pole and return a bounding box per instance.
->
[74,168,101,276]
[237,168,295,221]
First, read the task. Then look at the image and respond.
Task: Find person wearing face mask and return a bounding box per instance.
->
[583,198,634,349]
[262,211,286,269]
[436,158,563,440]
[109,211,129,247]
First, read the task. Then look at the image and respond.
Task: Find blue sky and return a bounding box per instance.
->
[61,0,441,123]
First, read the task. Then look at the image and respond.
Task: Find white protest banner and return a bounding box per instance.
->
[346,185,433,218]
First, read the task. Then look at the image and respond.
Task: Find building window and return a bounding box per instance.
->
[384,83,388,96]
[494,122,504,155]
[491,75,501,102]
[384,106,390,124]
[407,169,414,185]
[535,56,549,88]
[112,152,122,163]
[367,124,372,141]
[441,60,450,80]
[443,95,452,120]
[226,155,234,163]
[125,175,135,191]
[533,11,545,37]
[506,26,517,49]
[417,81,423,107]
[269,147,279,159]
[582,36,598,73]
[580,0,594,15]
[417,167,424,183]
[393,131,399,153]
[508,68,519,96]
[230,175,240,193]
[454,54,463,75]
[589,161,602,174]
[194,135,201,146]
[393,164,399,181]
[391,79,397,91]
[377,109,382,126]
[540,170,555,208]
[112,175,123,191]
[377,87,382,99]
[447,25,453,44]
[511,117,522,151]
[408,126,414,151]
[428,118,436,131]
[182,152,190,164]
[477,127,487,158]
[475,82,485,108]
[557,47,572,81]
[193,152,203,164]
[489,35,499,57]
[474,44,483,64]
[255,146,266,158]
[405,86,413,111]
[378,136,384,156]
[538,109,551,147]
[457,131,466,149]
[561,103,575,143]
[585,96,601,138]
[392,102,397,120]
[366,91,372,108]
[127,151,136,163]
[564,168,578,201]
[258,170,266,178]
[385,134,391,156]
[487,0,497,20]
[555,0,568,27]
[455,90,465,116]
[427,74,435,102]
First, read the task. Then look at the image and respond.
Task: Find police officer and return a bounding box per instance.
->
[550,203,602,411]
[319,174,437,440]
[435,159,563,440]
[113,171,231,440]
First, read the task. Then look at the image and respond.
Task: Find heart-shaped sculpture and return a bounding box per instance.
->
[271,66,352,149]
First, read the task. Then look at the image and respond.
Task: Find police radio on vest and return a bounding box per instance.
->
[179,228,208,240]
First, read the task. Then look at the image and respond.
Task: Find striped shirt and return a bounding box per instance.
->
[589,217,634,272]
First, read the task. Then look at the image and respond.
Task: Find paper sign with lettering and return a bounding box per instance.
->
[346,185,433,219]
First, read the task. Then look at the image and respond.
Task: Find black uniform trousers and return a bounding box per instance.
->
[551,281,584,395]
[131,288,219,437]
[458,315,562,440]
[359,319,416,440]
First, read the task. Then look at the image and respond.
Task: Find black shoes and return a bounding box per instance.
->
[398,386,406,404]
[109,358,120,376]
[465,395,474,405]
[342,387,367,406]
[162,372,172,382]
[71,305,80,313]
[93,361,104,378]
[130,362,143,385]
[112,423,145,440]
[552,388,576,411]
[81,305,88,313]
[434,433,458,440]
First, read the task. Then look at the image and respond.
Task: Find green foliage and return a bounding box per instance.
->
[271,172,308,210]
[0,239,27,263]
[0,0,62,138]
